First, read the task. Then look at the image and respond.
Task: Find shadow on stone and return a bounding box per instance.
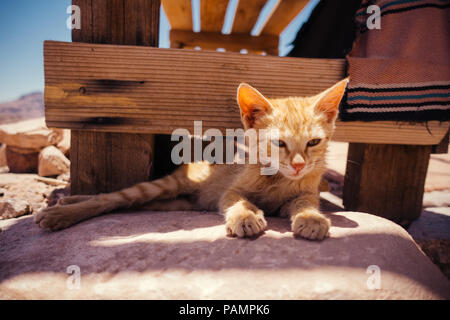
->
[0,210,448,299]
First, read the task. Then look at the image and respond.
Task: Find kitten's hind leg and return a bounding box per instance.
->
[35,167,193,231]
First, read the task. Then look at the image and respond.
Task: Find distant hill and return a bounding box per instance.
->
[0,92,44,125]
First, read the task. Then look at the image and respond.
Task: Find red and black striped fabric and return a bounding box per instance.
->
[341,0,450,121]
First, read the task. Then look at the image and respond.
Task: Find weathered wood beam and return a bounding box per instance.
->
[232,0,268,33]
[70,0,160,195]
[44,41,449,145]
[170,29,278,53]
[261,0,309,36]
[200,0,229,32]
[431,129,449,154]
[343,143,432,224]
[162,0,193,30]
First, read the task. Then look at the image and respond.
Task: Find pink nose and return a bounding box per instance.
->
[291,162,305,172]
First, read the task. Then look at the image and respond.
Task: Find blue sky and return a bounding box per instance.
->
[0,0,318,104]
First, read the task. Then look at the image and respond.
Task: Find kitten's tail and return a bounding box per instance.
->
[35,166,192,230]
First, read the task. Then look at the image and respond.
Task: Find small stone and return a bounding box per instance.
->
[38,146,70,177]
[5,146,39,173]
[0,199,32,219]
[0,144,6,167]
[56,129,70,156]
[0,117,63,150]
[0,166,9,174]
[56,172,70,182]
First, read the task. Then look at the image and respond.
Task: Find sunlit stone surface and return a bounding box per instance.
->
[0,210,449,299]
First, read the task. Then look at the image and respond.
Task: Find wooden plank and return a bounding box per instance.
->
[261,0,309,36]
[343,143,432,224]
[47,118,450,146]
[44,41,449,145]
[70,0,159,195]
[332,121,448,145]
[431,129,449,154]
[162,0,193,30]
[232,0,268,33]
[170,29,278,52]
[200,0,229,32]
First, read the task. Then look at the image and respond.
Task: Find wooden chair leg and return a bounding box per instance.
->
[70,131,154,194]
[343,143,432,225]
[432,129,449,154]
[69,0,160,195]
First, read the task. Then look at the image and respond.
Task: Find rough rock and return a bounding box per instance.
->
[0,173,62,213]
[5,145,39,173]
[56,129,70,157]
[38,146,70,177]
[0,210,448,299]
[0,199,32,220]
[56,172,70,183]
[0,117,63,150]
[0,144,6,167]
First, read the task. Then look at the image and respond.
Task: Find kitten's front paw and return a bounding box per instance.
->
[291,210,330,240]
[226,207,267,238]
[34,206,77,231]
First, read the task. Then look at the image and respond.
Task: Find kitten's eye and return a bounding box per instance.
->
[272,139,286,147]
[307,139,321,147]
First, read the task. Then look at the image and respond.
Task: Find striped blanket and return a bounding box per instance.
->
[341,0,450,121]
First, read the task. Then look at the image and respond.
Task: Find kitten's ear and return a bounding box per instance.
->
[315,78,349,123]
[237,83,273,129]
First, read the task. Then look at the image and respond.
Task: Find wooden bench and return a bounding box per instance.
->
[47,0,448,224]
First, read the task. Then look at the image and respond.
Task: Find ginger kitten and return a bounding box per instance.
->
[35,78,349,240]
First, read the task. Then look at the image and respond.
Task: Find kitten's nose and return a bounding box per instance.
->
[291,162,305,172]
[291,154,305,172]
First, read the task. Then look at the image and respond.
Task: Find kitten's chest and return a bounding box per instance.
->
[245,183,299,214]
